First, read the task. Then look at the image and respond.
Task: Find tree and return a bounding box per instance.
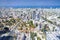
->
[37,37,41,40]
[28,20,35,28]
[30,32,37,40]
[10,18,16,23]
[36,23,38,27]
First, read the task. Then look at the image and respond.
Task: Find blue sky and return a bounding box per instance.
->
[0,0,60,8]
